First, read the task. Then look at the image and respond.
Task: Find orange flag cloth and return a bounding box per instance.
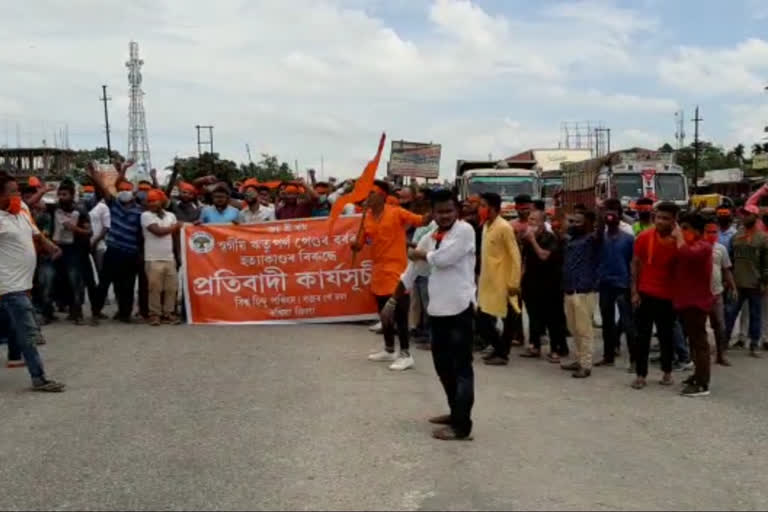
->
[328,132,386,231]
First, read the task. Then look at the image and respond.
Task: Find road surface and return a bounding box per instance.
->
[1,320,767,510]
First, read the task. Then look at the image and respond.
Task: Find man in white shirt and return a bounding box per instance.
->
[0,173,66,392]
[382,189,476,441]
[85,188,111,273]
[238,184,276,224]
[140,189,182,325]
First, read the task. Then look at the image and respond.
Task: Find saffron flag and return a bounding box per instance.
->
[328,132,386,231]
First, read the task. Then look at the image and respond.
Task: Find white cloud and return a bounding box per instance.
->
[0,0,727,178]
[618,129,663,150]
[659,38,768,96]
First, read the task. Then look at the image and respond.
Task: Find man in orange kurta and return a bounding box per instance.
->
[354,180,426,371]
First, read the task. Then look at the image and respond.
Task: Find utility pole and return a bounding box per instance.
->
[693,106,702,191]
[195,125,214,175]
[245,143,253,164]
[100,85,112,158]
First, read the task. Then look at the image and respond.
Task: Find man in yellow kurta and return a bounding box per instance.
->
[477,192,522,366]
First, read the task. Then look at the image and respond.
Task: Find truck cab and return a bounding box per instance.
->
[597,161,688,211]
[456,160,540,219]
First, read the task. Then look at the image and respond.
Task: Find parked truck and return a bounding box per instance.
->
[455,159,540,219]
[560,148,688,213]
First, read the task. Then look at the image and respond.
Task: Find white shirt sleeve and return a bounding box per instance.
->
[140,211,155,228]
[265,208,276,221]
[426,223,474,268]
[101,203,111,229]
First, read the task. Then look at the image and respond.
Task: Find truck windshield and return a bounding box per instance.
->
[613,174,643,199]
[655,174,686,201]
[468,176,535,201]
[541,177,562,198]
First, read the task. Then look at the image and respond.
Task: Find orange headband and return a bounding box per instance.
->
[117,182,134,191]
[147,189,167,203]
[716,208,731,217]
[635,204,653,212]
[28,177,42,187]
[82,185,95,193]
[241,178,260,192]
[178,182,197,194]
[283,185,299,194]
[138,183,152,191]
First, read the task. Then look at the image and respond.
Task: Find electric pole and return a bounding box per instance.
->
[693,106,702,191]
[195,125,214,175]
[100,85,112,158]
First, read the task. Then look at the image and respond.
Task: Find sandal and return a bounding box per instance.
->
[546,354,561,364]
[659,375,674,386]
[519,348,541,358]
[149,316,162,326]
[631,378,646,390]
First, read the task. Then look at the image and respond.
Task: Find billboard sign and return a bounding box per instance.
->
[388,141,441,179]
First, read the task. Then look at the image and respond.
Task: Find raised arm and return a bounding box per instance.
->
[87,161,114,202]
[164,161,180,197]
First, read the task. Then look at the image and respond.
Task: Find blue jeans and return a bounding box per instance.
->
[598,285,636,363]
[36,259,57,318]
[414,276,430,340]
[672,320,690,363]
[0,292,46,380]
[726,288,763,349]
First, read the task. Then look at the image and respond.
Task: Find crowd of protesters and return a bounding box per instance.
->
[3,160,768,438]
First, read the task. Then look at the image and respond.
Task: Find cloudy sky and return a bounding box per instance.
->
[2,0,768,178]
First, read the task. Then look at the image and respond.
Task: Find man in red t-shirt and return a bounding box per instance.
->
[673,213,714,397]
[631,202,680,389]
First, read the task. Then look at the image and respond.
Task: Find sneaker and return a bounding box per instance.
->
[31,378,65,392]
[432,426,472,441]
[681,384,710,397]
[389,354,414,371]
[749,349,762,359]
[6,360,25,369]
[368,321,383,333]
[672,361,693,372]
[368,350,397,362]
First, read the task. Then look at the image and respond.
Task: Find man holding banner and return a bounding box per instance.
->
[382,189,476,440]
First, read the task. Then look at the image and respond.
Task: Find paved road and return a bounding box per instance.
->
[1,320,767,511]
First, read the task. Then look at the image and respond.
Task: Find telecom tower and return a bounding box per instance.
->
[126,41,151,178]
[674,110,686,149]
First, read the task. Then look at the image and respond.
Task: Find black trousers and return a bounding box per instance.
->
[93,247,139,321]
[523,286,568,355]
[430,306,475,437]
[635,294,675,378]
[477,308,509,359]
[503,296,524,343]
[375,294,410,352]
[137,260,149,318]
[599,285,636,364]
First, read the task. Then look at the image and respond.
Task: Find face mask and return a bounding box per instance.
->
[136,191,148,203]
[318,194,328,203]
[82,193,95,202]
[682,230,697,245]
[117,191,134,203]
[7,196,22,215]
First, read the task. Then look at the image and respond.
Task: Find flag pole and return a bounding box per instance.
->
[351,205,368,266]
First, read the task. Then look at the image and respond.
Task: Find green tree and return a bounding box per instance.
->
[174,152,240,184]
[658,143,675,153]
[240,154,295,182]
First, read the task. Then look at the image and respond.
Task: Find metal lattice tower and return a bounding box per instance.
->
[126,41,151,178]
